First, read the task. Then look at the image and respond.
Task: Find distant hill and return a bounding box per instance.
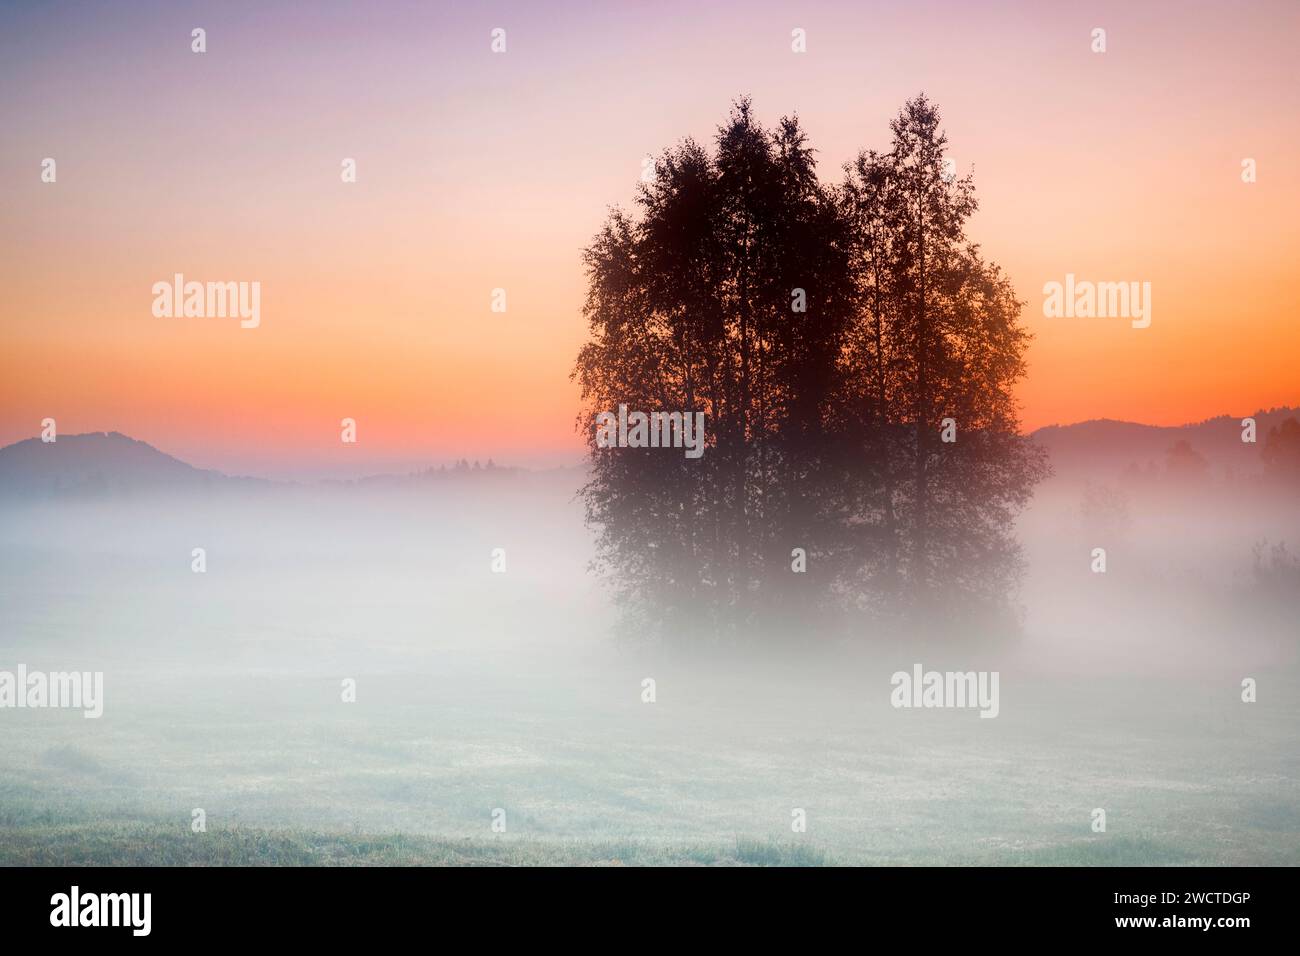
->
[0,432,267,497]
[1030,407,1298,483]
[0,432,573,498]
[2,411,1294,497]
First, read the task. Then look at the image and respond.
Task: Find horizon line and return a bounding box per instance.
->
[3,403,1296,483]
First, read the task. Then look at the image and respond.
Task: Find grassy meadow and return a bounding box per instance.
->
[1,482,1297,866]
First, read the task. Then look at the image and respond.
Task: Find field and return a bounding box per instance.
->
[1,481,1297,866]
[2,653,1296,866]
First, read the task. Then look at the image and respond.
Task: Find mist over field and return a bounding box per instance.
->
[1,426,1296,866]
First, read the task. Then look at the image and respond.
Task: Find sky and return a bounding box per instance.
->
[2,0,1297,478]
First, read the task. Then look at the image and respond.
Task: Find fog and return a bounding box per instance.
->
[1,469,1296,865]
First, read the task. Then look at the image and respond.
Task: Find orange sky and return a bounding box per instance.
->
[2,0,1297,477]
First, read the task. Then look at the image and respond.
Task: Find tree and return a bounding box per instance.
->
[1165,439,1208,483]
[841,96,1046,618]
[573,96,1046,645]
[1080,482,1132,541]
[1262,417,1300,490]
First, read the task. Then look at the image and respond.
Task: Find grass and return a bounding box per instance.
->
[0,823,831,867]
[1,665,1295,867]
[2,489,1296,867]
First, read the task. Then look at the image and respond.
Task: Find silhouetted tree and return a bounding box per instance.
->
[842,96,1047,619]
[1080,482,1132,541]
[1165,439,1208,483]
[574,96,1046,645]
[1262,417,1300,490]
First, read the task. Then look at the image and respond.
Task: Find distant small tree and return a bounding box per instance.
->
[1251,540,1300,606]
[1080,482,1131,540]
[1262,417,1300,489]
[1165,439,1208,483]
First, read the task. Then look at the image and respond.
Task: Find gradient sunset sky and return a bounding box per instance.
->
[2,0,1297,477]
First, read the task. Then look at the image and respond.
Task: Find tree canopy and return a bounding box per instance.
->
[573,95,1048,645]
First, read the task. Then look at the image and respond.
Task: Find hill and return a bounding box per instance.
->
[1029,407,1297,483]
[0,431,266,497]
